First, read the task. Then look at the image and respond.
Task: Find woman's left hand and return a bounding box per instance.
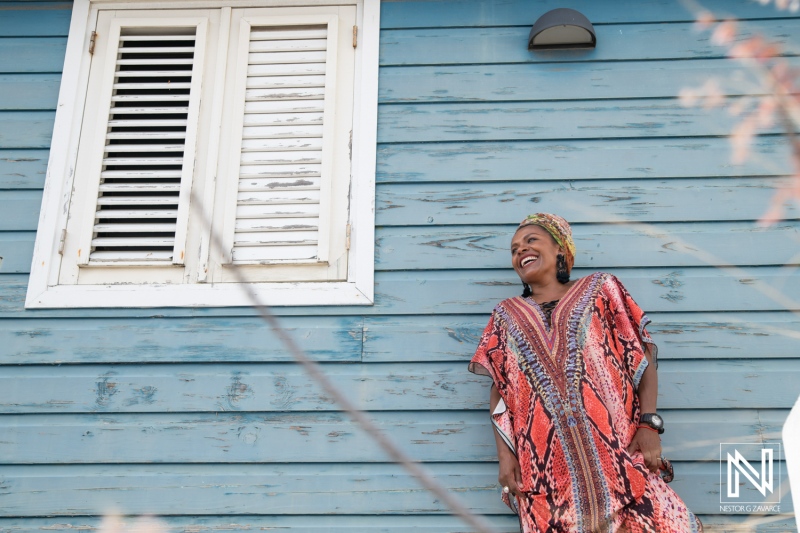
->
[626,427,662,473]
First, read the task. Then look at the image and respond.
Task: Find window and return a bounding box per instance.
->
[26,0,378,307]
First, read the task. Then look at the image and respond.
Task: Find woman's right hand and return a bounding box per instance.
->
[498,452,528,504]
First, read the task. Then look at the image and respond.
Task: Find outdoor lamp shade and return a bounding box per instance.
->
[528,8,596,49]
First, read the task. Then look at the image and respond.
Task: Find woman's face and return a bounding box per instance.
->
[510,225,562,286]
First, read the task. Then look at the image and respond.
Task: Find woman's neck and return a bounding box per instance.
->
[527,278,576,303]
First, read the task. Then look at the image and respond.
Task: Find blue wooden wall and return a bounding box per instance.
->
[1,0,799,531]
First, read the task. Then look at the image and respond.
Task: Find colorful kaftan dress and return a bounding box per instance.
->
[469,272,701,533]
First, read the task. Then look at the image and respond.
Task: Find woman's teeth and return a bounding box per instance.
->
[521,256,538,267]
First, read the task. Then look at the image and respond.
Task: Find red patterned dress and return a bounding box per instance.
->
[469,272,701,533]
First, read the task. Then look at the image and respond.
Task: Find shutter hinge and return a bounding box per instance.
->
[353,25,358,48]
[58,229,67,255]
[89,31,98,55]
[346,224,352,250]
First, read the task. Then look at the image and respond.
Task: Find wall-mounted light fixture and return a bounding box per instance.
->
[528,8,596,50]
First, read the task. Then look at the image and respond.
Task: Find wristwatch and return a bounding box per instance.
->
[639,413,665,434]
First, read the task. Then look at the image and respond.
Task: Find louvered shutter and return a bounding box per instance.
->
[72,17,208,268]
[216,9,355,281]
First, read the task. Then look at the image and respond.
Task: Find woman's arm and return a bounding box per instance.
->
[491,384,528,503]
[626,346,662,473]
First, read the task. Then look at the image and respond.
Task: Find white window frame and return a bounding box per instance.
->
[25,0,378,308]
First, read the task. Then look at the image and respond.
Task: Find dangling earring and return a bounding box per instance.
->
[556,253,570,284]
[521,283,532,297]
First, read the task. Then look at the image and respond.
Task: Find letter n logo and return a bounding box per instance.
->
[727,448,773,497]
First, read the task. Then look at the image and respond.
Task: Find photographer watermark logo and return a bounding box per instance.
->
[719,442,782,513]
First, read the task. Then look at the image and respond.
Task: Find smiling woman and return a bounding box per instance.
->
[469,212,703,533]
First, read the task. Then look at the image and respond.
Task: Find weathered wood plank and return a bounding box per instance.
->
[0,6,72,37]
[376,137,795,183]
[0,462,790,516]
[362,312,800,362]
[0,149,48,189]
[0,190,41,231]
[0,315,363,364]
[0,360,797,413]
[368,268,800,314]
[0,516,526,533]
[0,409,787,463]
[380,0,800,29]
[2,310,795,365]
[378,59,800,103]
[0,112,55,149]
[375,222,800,270]
[0,38,67,73]
[380,21,800,66]
[2,267,799,316]
[0,232,34,273]
[376,178,799,225]
[0,515,794,533]
[377,99,783,143]
[0,74,61,110]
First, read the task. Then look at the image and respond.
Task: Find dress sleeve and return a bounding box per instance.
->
[605,275,658,389]
[468,312,517,455]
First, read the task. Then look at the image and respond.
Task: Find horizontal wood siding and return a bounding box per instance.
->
[0,0,799,531]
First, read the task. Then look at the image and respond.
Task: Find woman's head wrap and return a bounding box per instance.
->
[517,213,576,271]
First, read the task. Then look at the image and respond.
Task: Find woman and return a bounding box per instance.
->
[469,213,702,533]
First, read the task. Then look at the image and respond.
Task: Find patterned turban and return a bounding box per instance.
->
[517,213,576,272]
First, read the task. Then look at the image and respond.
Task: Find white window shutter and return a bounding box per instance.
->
[70,16,209,269]
[215,8,356,281]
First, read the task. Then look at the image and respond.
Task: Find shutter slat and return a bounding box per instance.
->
[241,138,323,152]
[119,35,195,41]
[107,119,188,127]
[115,46,195,54]
[100,170,183,179]
[234,234,318,246]
[105,131,188,139]
[237,190,321,205]
[246,87,325,102]
[240,151,322,165]
[89,251,174,262]
[245,99,324,114]
[113,83,192,90]
[111,94,190,102]
[235,217,318,232]
[96,196,179,206]
[110,107,189,114]
[248,50,327,65]
[239,164,321,179]
[232,245,318,262]
[92,237,176,247]
[104,144,185,152]
[95,209,179,219]
[236,203,320,219]
[247,75,326,89]
[250,28,327,41]
[243,112,323,127]
[102,157,184,165]
[98,183,182,192]
[249,39,327,53]
[94,223,177,233]
[115,71,193,78]
[242,124,323,139]
[117,58,195,65]
[247,63,326,77]
[238,176,320,192]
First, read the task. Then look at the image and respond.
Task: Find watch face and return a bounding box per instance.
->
[651,414,663,428]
